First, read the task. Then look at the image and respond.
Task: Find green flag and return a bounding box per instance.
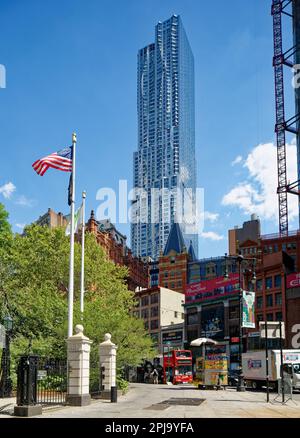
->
[65,204,83,236]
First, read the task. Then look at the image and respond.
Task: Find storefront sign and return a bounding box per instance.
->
[242,291,255,328]
[185,273,239,304]
[162,330,183,344]
[286,272,300,289]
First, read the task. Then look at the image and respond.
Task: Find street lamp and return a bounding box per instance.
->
[224,253,256,392]
[0,314,13,398]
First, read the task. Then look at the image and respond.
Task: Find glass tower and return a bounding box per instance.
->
[131,15,197,260]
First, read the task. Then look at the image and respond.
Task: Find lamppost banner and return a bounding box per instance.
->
[0,324,5,349]
[242,291,255,328]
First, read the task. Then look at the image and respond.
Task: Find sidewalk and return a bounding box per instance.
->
[1,386,300,418]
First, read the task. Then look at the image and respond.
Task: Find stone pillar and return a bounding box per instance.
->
[99,333,117,400]
[66,324,92,406]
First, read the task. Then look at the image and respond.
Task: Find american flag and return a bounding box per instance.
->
[32,146,73,176]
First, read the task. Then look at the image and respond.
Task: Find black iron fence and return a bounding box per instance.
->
[89,357,102,398]
[36,357,67,405]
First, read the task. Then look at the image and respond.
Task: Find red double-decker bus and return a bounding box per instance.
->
[163,350,193,384]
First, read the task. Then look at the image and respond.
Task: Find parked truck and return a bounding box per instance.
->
[242,350,300,391]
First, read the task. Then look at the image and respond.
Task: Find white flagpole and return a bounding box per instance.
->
[80,190,86,318]
[67,132,76,338]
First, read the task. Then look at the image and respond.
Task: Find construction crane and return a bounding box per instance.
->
[272,0,300,235]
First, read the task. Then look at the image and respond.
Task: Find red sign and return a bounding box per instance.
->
[286,272,300,289]
[185,273,239,304]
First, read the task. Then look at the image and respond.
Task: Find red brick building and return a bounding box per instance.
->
[157,223,191,294]
[240,230,300,349]
[86,210,148,291]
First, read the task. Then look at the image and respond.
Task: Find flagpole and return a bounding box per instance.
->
[80,190,86,318]
[68,132,76,338]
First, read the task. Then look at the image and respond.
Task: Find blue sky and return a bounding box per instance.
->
[0,0,298,258]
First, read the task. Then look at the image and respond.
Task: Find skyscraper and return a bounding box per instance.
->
[131,15,197,260]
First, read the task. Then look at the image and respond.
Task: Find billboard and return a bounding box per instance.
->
[201,305,224,340]
[242,291,255,328]
[286,272,300,289]
[185,273,239,304]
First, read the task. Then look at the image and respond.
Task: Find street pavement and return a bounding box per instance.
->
[1,384,300,418]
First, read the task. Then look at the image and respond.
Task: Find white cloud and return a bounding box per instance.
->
[204,211,219,223]
[222,141,298,222]
[15,195,34,207]
[200,231,224,241]
[15,223,25,230]
[231,155,243,166]
[0,182,16,199]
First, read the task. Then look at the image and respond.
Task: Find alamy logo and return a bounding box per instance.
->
[0,64,6,88]
[291,324,300,349]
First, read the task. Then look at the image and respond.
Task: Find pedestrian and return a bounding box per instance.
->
[151,368,159,384]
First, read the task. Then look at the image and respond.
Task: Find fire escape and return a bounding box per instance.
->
[272,0,300,235]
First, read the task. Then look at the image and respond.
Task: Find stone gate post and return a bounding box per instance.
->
[99,333,117,400]
[66,324,92,406]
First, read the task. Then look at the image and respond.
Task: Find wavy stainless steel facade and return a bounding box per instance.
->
[131,15,197,260]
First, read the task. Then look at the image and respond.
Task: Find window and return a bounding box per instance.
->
[141,308,148,319]
[141,296,149,307]
[174,311,178,318]
[150,294,158,304]
[256,279,262,292]
[151,307,158,318]
[229,325,239,337]
[276,311,283,321]
[265,277,273,289]
[274,275,281,288]
[275,293,282,306]
[229,305,239,319]
[187,313,198,325]
[150,319,159,330]
[267,313,273,321]
[266,295,273,307]
[256,314,264,328]
[257,296,263,309]
[164,272,168,278]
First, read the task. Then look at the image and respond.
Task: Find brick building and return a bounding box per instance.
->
[157,223,189,294]
[243,230,300,349]
[133,286,185,353]
[228,214,261,256]
[86,210,148,291]
[36,208,68,228]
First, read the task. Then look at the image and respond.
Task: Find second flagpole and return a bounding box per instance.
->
[80,190,86,317]
[67,132,76,338]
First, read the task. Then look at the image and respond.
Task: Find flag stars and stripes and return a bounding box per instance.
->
[32,146,73,176]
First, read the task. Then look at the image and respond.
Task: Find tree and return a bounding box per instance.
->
[0,203,12,242]
[0,223,155,367]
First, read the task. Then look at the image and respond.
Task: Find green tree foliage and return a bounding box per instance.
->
[0,219,155,369]
[0,203,12,248]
